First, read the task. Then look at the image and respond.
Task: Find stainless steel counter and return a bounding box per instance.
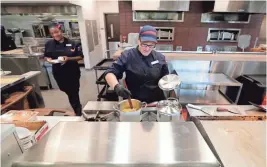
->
[13,122,220,167]
[1,71,41,90]
[1,71,44,108]
[177,72,241,86]
[83,101,116,113]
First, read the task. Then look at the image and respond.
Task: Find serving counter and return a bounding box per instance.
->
[2,100,265,167]
[12,121,221,167]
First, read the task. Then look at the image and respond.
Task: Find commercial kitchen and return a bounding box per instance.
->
[1,0,266,167]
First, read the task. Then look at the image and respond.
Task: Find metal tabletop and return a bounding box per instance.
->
[0,71,41,91]
[83,101,116,113]
[13,122,220,167]
[179,89,231,105]
[177,72,241,86]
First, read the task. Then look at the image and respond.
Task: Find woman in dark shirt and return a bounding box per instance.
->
[44,23,83,116]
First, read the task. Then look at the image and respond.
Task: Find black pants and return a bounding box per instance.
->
[53,70,82,116]
[65,90,82,116]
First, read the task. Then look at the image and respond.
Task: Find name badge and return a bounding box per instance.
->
[66,44,72,47]
[151,60,159,65]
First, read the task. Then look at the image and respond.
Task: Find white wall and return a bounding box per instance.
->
[75,0,119,69]
[96,0,119,57]
[75,0,105,69]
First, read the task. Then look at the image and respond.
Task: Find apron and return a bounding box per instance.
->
[126,49,165,103]
[50,39,81,93]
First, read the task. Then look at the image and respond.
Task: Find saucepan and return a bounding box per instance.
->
[113,99,147,122]
[156,97,182,122]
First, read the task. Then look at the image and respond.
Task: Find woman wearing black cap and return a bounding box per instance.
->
[44,23,83,116]
[105,25,169,103]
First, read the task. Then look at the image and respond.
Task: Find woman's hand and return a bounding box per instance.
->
[46,58,56,64]
[63,56,69,62]
[60,56,69,63]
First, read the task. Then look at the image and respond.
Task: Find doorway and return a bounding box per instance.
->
[104,14,120,58]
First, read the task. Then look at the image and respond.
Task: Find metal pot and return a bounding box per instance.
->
[113,99,147,122]
[156,98,182,122]
[158,74,181,99]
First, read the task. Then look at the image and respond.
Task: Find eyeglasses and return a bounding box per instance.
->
[141,43,156,49]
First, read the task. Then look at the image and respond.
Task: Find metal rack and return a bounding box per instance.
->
[93,59,117,101]
[175,72,243,104]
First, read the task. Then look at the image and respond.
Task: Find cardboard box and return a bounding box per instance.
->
[1,121,49,143]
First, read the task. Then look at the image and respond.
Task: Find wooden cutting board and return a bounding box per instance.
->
[201,121,266,167]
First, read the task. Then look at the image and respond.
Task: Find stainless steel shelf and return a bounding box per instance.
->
[208,40,237,43]
[178,89,231,105]
[177,72,242,87]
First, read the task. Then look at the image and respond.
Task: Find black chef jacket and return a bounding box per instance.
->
[105,47,169,103]
[44,38,83,92]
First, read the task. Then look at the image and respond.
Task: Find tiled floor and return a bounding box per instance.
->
[41,67,103,112]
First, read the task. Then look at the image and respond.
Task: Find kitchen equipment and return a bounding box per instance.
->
[187,104,213,115]
[216,107,239,114]
[238,35,251,52]
[7,28,24,46]
[156,98,182,122]
[231,33,235,40]
[222,32,232,40]
[128,98,134,109]
[226,75,266,105]
[158,74,181,98]
[249,101,266,112]
[209,32,219,39]
[158,74,181,91]
[123,80,133,109]
[113,99,147,122]
[197,46,203,51]
[1,26,16,51]
[12,122,221,167]
[207,28,241,42]
[224,14,239,21]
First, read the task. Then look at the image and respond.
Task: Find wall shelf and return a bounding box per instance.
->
[207,28,241,43]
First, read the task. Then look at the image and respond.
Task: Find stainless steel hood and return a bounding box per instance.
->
[132,0,190,11]
[1,5,77,15]
[213,0,266,13]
